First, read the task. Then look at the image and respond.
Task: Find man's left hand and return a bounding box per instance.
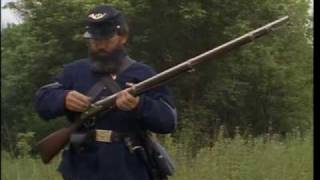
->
[115,83,140,111]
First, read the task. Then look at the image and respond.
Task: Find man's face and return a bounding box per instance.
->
[89,34,127,54]
[88,33,128,73]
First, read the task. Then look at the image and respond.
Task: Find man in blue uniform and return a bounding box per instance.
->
[34,4,177,180]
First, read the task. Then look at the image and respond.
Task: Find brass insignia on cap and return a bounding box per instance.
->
[88,13,107,20]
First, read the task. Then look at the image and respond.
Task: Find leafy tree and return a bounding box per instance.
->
[1,0,313,153]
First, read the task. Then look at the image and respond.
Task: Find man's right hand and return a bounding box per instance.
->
[65,91,91,112]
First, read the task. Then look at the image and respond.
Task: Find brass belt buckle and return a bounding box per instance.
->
[95,130,112,143]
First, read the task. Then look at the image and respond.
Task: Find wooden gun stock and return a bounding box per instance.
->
[35,126,75,164]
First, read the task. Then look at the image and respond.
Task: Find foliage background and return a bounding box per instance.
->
[1,0,313,162]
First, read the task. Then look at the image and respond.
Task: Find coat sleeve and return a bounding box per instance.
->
[134,66,178,134]
[34,66,73,120]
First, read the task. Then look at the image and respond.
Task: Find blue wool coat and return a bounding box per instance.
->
[34,57,177,180]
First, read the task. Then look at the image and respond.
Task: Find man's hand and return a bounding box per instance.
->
[116,83,140,111]
[65,91,91,112]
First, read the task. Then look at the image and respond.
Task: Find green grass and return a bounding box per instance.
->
[2,131,312,180]
[1,152,61,180]
[168,131,313,180]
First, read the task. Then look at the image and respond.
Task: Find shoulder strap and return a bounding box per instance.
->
[86,56,136,101]
[85,76,118,102]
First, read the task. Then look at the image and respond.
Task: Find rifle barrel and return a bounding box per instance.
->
[132,16,289,95]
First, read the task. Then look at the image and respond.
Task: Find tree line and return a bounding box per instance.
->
[1,0,313,155]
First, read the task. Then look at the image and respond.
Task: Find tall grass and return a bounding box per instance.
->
[167,130,313,180]
[2,130,312,180]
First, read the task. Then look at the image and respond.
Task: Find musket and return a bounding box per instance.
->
[35,16,289,164]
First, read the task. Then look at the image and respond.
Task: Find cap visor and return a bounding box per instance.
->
[83,31,116,40]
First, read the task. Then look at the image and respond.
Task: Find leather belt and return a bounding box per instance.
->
[94,129,128,143]
[69,129,142,154]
